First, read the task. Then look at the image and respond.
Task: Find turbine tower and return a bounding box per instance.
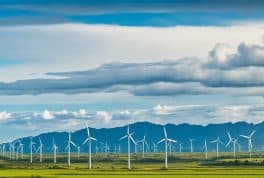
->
[82,122,97,170]
[29,137,36,163]
[202,139,208,160]
[120,125,137,169]
[138,136,147,158]
[51,138,58,164]
[157,127,176,169]
[66,132,76,167]
[37,138,44,163]
[189,139,194,153]
[211,136,224,158]
[18,140,24,159]
[2,144,5,158]
[226,131,238,158]
[179,143,183,153]
[77,146,80,160]
[240,130,256,158]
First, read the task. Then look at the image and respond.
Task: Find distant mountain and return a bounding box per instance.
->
[3,121,264,153]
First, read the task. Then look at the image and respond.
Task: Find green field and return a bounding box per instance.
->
[1,152,264,178]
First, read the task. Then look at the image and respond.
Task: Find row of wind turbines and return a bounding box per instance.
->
[0,123,257,170]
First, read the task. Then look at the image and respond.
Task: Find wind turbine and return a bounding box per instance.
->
[134,140,138,154]
[29,137,36,163]
[138,136,147,158]
[2,144,5,158]
[240,130,256,158]
[51,138,58,164]
[18,140,24,159]
[82,122,97,170]
[211,137,224,158]
[37,138,44,163]
[168,140,177,155]
[9,143,13,159]
[65,132,76,167]
[157,127,176,169]
[153,142,157,153]
[189,139,195,153]
[179,143,183,153]
[226,131,238,158]
[201,139,208,160]
[77,146,80,160]
[120,125,137,169]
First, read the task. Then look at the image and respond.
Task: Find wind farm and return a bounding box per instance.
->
[0,121,263,177]
[0,0,264,177]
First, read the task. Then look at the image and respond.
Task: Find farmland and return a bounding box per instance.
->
[0,152,264,177]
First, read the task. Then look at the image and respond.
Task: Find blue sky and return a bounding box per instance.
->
[0,0,264,141]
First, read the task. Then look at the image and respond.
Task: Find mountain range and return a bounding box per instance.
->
[3,121,264,153]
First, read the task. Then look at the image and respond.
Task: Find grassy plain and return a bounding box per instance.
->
[0,152,264,178]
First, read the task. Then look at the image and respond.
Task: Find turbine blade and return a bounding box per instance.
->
[240,135,249,139]
[86,122,90,137]
[227,131,232,140]
[225,140,231,147]
[219,140,224,145]
[167,138,177,143]
[157,138,165,144]
[90,137,97,141]
[70,141,77,147]
[164,127,167,138]
[250,130,256,137]
[120,135,128,140]
[82,138,89,145]
[130,135,137,145]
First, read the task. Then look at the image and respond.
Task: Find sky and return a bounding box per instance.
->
[0,0,264,142]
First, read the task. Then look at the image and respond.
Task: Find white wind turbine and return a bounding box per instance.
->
[189,139,195,153]
[134,140,138,154]
[240,130,256,158]
[51,138,58,164]
[65,132,76,167]
[226,131,238,158]
[77,146,80,160]
[2,144,5,158]
[138,136,147,158]
[157,127,176,169]
[18,140,24,159]
[29,137,36,163]
[179,143,183,153]
[201,139,208,160]
[211,137,224,158]
[153,142,157,153]
[9,143,13,159]
[120,125,137,169]
[82,122,97,170]
[37,138,44,163]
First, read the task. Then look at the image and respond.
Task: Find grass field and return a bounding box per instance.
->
[1,152,264,177]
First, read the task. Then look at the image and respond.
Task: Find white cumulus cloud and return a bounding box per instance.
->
[95,111,112,123]
[41,109,54,120]
[0,111,12,120]
[72,109,87,118]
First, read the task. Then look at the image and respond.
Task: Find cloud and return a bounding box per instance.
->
[95,111,112,123]
[56,109,68,115]
[0,24,263,98]
[152,104,170,115]
[0,111,12,120]
[0,104,264,141]
[208,42,264,69]
[72,109,87,118]
[2,0,264,16]
[41,109,54,120]
[112,110,131,120]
